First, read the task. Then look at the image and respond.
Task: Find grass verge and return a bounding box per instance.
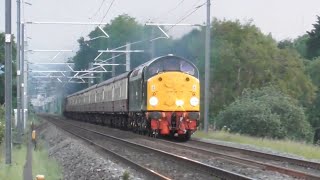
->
[0,145,27,180]
[194,131,320,160]
[32,140,62,180]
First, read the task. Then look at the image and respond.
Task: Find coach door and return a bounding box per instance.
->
[129,68,143,112]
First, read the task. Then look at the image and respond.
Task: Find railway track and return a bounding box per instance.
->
[190,139,320,170]
[46,117,169,180]
[155,139,320,180]
[43,115,252,180]
[41,114,320,179]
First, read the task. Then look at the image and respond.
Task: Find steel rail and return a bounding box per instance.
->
[45,117,170,180]
[190,138,320,170]
[45,116,253,180]
[154,139,320,180]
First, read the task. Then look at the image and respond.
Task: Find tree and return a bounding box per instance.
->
[150,19,316,118]
[278,39,294,49]
[69,37,98,92]
[87,14,151,74]
[209,20,315,113]
[293,34,309,59]
[216,86,313,141]
[67,14,152,93]
[306,16,320,59]
[277,35,309,59]
[306,57,320,129]
[0,32,17,106]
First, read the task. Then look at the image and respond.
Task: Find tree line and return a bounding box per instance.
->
[0,33,17,107]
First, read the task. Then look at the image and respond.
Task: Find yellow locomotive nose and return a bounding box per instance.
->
[147,72,200,111]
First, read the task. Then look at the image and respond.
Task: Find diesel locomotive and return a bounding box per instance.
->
[64,55,200,140]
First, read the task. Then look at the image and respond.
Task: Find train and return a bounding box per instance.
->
[63,55,200,141]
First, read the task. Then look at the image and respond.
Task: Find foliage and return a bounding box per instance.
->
[277,35,309,59]
[67,14,152,94]
[0,146,27,180]
[32,140,62,179]
[122,171,130,180]
[215,86,313,141]
[278,39,294,49]
[0,32,17,106]
[306,16,320,59]
[306,57,320,128]
[202,20,314,114]
[306,57,320,87]
[155,20,316,115]
[293,35,309,59]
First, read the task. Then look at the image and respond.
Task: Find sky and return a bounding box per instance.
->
[1,0,320,63]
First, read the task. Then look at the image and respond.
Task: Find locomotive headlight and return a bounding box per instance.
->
[176,100,184,106]
[190,97,199,106]
[149,96,158,106]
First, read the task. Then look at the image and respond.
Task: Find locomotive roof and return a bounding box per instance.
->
[133,55,196,70]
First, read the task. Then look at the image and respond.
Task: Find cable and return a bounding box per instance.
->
[99,0,116,26]
[150,0,186,22]
[70,0,111,53]
[167,1,207,32]
[78,0,206,72]
[89,0,107,20]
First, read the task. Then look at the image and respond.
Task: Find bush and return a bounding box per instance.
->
[216,86,313,141]
[0,105,5,144]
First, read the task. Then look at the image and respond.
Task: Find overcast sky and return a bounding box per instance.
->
[1,0,320,62]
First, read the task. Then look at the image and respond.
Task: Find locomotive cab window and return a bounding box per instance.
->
[146,57,198,78]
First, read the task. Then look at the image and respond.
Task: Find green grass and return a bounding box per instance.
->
[0,145,27,180]
[32,140,62,180]
[194,131,320,160]
[122,171,130,180]
[29,113,42,127]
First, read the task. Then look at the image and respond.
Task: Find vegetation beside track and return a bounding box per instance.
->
[0,106,26,180]
[32,139,62,180]
[194,130,320,160]
[30,114,62,179]
[0,145,26,180]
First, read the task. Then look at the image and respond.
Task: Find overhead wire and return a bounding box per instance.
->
[99,0,116,26]
[70,0,111,52]
[89,0,108,20]
[110,1,208,51]
[79,0,118,75]
[166,0,208,32]
[150,0,186,22]
[80,0,205,73]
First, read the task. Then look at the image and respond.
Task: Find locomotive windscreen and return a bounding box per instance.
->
[146,57,198,78]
